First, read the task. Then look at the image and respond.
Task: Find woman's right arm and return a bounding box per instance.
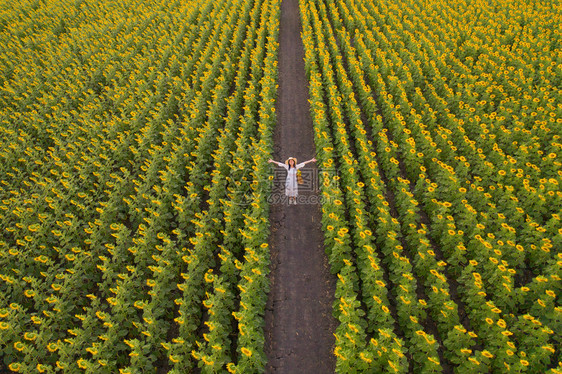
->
[268,159,287,170]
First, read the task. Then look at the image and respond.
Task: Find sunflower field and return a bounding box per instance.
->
[300,0,560,372]
[0,0,279,372]
[1,0,561,372]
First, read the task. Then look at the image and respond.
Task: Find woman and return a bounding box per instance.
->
[268,156,316,205]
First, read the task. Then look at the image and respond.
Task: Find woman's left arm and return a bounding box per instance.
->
[296,157,316,169]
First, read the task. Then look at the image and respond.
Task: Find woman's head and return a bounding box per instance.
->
[285,157,297,168]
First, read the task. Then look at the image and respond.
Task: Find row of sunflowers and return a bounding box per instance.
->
[0,0,278,372]
[301,0,560,372]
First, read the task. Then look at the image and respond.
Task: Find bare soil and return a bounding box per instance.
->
[264,0,337,372]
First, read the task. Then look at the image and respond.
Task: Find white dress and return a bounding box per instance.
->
[273,161,305,197]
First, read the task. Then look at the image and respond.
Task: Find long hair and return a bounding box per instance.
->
[288,159,295,169]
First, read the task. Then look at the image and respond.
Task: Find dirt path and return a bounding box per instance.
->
[263,0,337,372]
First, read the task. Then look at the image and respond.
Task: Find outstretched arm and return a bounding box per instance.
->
[268,159,285,167]
[296,157,316,169]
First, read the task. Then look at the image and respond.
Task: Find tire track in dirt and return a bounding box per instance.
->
[264,0,336,372]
